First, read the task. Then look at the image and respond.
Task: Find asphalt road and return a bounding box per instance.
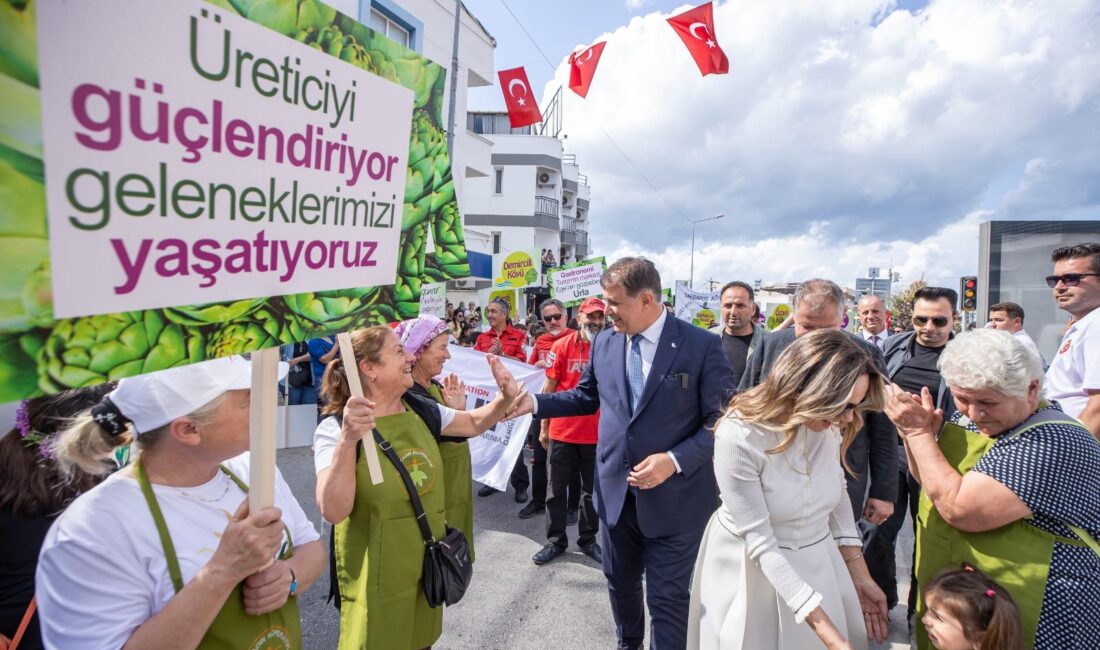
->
[278,446,914,649]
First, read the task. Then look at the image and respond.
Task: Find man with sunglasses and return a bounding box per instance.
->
[1044,242,1100,437]
[866,285,958,621]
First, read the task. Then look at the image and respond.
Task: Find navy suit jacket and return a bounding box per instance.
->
[536,315,733,537]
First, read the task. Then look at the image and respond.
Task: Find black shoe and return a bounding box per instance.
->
[580,542,603,565]
[514,489,529,503]
[518,502,545,519]
[532,543,566,565]
[567,509,579,526]
[477,485,499,497]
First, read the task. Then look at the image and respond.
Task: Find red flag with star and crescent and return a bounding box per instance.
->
[568,41,607,98]
[498,66,543,128]
[667,2,729,76]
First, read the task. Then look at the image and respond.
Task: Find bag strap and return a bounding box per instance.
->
[7,596,36,649]
[1064,523,1100,559]
[371,429,436,545]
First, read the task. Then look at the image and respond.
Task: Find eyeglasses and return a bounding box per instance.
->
[912,315,950,328]
[543,313,564,322]
[1045,273,1100,288]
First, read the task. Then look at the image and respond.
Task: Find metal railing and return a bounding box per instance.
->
[535,195,560,218]
[576,230,588,245]
[560,216,577,232]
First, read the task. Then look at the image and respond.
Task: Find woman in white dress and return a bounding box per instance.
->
[689,329,890,649]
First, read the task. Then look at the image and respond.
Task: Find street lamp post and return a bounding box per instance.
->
[690,214,724,289]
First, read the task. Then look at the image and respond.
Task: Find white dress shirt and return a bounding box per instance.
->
[1044,307,1100,420]
[626,308,668,384]
[1012,328,1045,368]
[860,328,887,351]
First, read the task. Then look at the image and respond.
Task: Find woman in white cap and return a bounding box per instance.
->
[35,356,326,649]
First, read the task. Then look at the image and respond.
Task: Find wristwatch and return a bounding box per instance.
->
[288,567,298,597]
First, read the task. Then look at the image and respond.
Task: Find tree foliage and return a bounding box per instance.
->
[888,279,927,332]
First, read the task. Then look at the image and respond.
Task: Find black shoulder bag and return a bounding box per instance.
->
[372,428,473,608]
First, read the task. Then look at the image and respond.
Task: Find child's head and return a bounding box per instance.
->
[922,565,1023,650]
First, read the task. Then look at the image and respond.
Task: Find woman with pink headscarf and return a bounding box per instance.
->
[394,315,477,559]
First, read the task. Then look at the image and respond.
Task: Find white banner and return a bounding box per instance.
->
[547,256,606,307]
[674,282,720,330]
[38,0,413,317]
[418,282,447,318]
[442,345,544,491]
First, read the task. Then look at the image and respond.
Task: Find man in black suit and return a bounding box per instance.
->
[740,279,898,531]
[511,257,733,649]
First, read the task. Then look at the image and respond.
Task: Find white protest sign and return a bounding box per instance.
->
[418,282,447,318]
[673,282,720,330]
[37,0,413,317]
[548,256,606,307]
[442,345,544,491]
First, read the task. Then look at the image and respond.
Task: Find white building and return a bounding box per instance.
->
[461,106,595,311]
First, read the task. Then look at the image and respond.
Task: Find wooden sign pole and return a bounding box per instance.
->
[249,347,281,514]
[337,332,385,485]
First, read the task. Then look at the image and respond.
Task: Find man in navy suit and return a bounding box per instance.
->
[511,257,733,649]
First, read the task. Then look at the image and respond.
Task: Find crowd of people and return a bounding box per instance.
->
[2,242,1098,650]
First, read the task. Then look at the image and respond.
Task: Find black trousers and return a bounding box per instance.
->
[864,447,921,613]
[509,419,580,509]
[546,440,598,549]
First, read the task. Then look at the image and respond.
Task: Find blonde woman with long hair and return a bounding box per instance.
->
[688,329,890,650]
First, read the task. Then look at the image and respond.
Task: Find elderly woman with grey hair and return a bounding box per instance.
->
[884,328,1100,650]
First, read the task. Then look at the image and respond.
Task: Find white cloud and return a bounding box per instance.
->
[624,0,648,9]
[543,0,1100,282]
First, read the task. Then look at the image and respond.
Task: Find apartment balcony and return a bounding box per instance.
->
[560,215,577,232]
[535,195,559,219]
[576,229,589,246]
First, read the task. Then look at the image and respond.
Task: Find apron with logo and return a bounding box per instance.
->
[134,459,301,650]
[333,407,446,649]
[914,407,1100,649]
[426,382,475,562]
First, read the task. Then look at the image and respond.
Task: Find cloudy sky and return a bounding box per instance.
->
[463,0,1099,291]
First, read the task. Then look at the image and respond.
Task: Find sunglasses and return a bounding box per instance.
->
[912,315,950,328]
[1045,273,1100,288]
[543,313,564,322]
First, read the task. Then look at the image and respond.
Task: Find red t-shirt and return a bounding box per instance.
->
[474,325,527,361]
[545,331,599,444]
[528,328,574,365]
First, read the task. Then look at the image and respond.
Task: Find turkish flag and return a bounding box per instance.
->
[568,41,607,98]
[667,2,729,76]
[498,67,542,128]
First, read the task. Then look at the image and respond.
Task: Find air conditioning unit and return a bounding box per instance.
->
[454,279,476,289]
[562,195,571,206]
[537,172,552,185]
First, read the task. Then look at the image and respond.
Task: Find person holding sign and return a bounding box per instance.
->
[395,315,478,560]
[35,357,325,649]
[314,326,525,650]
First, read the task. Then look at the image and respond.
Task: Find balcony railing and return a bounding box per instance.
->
[576,230,589,246]
[535,195,559,219]
[560,216,577,232]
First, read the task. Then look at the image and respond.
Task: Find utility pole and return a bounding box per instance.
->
[444,0,461,157]
[690,214,724,289]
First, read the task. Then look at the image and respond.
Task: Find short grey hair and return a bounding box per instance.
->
[794,279,845,319]
[539,298,565,315]
[938,329,1043,398]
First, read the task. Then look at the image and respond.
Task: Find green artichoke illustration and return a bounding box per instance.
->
[0,329,46,401]
[205,304,310,358]
[230,0,335,37]
[163,298,268,327]
[37,311,207,393]
[282,288,384,330]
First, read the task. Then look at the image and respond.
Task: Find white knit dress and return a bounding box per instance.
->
[688,416,867,649]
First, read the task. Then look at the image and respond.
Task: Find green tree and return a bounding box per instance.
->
[888,279,927,332]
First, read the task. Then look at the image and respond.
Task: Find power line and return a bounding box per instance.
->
[496,0,690,222]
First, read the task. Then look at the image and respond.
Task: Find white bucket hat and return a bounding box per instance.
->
[104,356,288,435]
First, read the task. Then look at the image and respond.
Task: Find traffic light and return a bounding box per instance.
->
[960,276,977,312]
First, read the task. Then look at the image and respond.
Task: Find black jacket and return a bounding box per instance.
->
[882,331,955,421]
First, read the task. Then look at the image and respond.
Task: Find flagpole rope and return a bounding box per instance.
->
[496,0,692,224]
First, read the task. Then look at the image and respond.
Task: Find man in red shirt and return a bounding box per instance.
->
[532,297,606,566]
[474,297,527,362]
[513,299,581,518]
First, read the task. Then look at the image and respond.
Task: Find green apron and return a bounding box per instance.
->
[134,459,301,650]
[914,407,1099,649]
[333,408,446,650]
[427,383,476,562]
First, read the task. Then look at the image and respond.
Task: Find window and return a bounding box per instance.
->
[370,8,410,48]
[493,168,503,194]
[492,232,501,254]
